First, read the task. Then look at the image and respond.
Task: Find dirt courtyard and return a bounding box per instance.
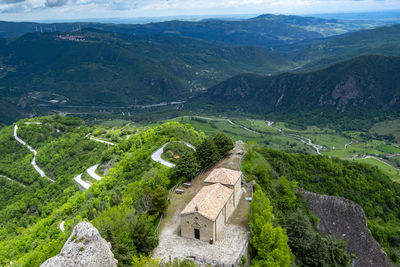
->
[152,141,251,266]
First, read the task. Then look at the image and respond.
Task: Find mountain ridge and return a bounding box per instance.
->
[0,29,294,123]
[189,55,400,115]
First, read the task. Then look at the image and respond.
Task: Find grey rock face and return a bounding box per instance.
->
[301,190,393,267]
[40,221,117,267]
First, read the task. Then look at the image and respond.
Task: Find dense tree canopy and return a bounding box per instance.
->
[213,133,234,156]
[250,188,292,267]
[242,146,351,266]
[196,137,220,168]
[0,120,206,266]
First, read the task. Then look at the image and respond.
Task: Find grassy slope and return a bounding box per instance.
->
[159,116,400,182]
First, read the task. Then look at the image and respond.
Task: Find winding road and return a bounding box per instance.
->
[73,164,103,190]
[151,142,196,168]
[286,134,325,154]
[170,116,328,154]
[13,125,54,182]
[362,155,400,169]
[265,120,282,133]
[74,173,91,191]
[168,116,261,135]
[90,137,115,146]
[0,174,26,187]
[59,221,65,233]
[86,164,101,181]
[344,141,353,149]
[85,133,116,146]
[265,121,325,154]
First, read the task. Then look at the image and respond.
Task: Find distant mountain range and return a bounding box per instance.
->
[0,29,293,123]
[0,13,391,49]
[190,55,400,114]
[1,13,400,123]
[285,24,400,70]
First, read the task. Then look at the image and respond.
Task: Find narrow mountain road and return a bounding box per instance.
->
[73,173,91,191]
[344,141,353,149]
[168,116,261,135]
[363,155,400,169]
[13,125,54,182]
[90,137,115,146]
[86,164,101,181]
[286,134,324,154]
[59,221,65,233]
[265,120,282,133]
[73,164,103,190]
[0,174,26,187]
[151,141,196,168]
[265,120,325,154]
[86,133,116,146]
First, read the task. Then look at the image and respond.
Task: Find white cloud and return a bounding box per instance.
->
[0,0,399,21]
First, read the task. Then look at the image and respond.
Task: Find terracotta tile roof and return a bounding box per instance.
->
[204,168,243,186]
[180,183,233,221]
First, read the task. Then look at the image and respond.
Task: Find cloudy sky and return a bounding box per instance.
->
[0,0,399,21]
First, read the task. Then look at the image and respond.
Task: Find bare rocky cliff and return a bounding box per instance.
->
[301,190,393,267]
[40,221,117,267]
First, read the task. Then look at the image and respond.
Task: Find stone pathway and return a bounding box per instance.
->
[153,222,248,266]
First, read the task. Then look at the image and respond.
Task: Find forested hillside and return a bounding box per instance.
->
[0,14,387,44]
[285,23,400,69]
[0,116,105,243]
[242,145,400,263]
[0,29,294,124]
[0,119,205,266]
[191,55,400,116]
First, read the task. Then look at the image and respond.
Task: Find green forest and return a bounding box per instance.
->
[1,115,399,266]
[242,144,400,264]
[0,117,211,266]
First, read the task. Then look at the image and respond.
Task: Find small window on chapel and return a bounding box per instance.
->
[187,221,189,224]
[194,217,198,220]
[204,224,207,227]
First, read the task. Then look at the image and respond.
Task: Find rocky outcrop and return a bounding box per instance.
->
[200,55,400,114]
[40,221,117,267]
[301,190,393,267]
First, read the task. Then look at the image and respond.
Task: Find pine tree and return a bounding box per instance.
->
[213,133,234,155]
[172,151,200,181]
[195,138,220,168]
[150,185,168,216]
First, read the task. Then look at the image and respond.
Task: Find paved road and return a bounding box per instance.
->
[168,116,260,135]
[90,137,115,146]
[363,155,400,170]
[13,125,54,182]
[0,174,26,187]
[59,221,65,233]
[73,173,91,191]
[344,141,353,149]
[265,121,325,154]
[151,142,195,168]
[73,164,103,190]
[86,164,101,181]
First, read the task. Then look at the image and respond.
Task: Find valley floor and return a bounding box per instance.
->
[163,116,400,182]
